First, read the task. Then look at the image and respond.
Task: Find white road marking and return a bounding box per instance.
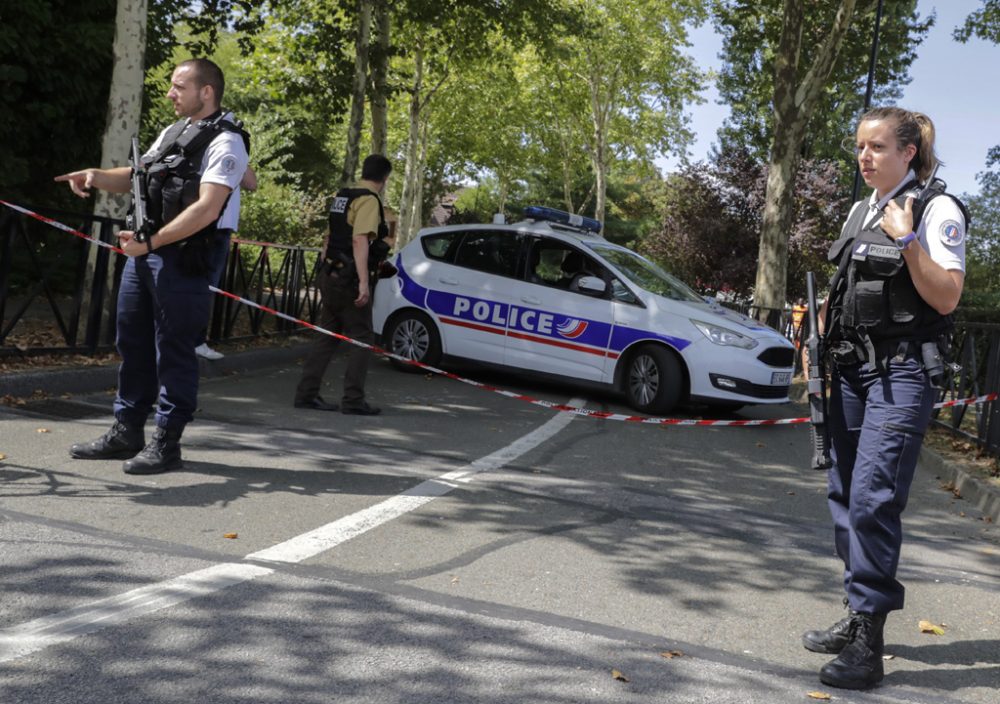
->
[0,399,581,662]
[248,403,581,563]
[0,563,273,662]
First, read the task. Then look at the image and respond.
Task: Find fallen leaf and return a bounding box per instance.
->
[787,491,796,496]
[807,692,832,701]
[659,650,684,659]
[756,442,766,448]
[611,669,629,682]
[224,533,238,539]
[36,428,50,433]
[882,653,895,660]
[0,453,6,461]
[450,575,460,584]
[918,620,946,636]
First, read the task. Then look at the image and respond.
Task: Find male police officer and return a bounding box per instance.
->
[57,58,249,474]
[293,155,393,415]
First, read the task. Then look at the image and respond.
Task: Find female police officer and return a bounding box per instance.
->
[802,107,967,689]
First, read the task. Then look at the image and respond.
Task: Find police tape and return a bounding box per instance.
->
[3,199,998,427]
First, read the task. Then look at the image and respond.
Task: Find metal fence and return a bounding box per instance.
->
[0,207,323,357]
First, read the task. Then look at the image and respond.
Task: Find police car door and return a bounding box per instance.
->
[504,237,615,381]
[426,229,523,364]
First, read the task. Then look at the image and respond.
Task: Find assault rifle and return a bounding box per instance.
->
[125,137,156,243]
[806,271,832,470]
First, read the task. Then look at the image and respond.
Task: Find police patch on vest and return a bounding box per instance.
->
[867,243,901,260]
[331,196,349,214]
[939,219,964,246]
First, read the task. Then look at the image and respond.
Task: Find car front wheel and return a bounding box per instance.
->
[385,310,442,372]
[623,344,683,414]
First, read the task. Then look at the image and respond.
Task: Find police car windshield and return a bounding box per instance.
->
[586,244,703,303]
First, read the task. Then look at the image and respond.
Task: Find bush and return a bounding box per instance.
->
[238,180,326,247]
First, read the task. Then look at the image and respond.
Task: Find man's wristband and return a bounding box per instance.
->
[895,231,917,251]
[145,234,155,254]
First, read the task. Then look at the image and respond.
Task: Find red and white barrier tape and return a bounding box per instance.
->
[3,199,998,426]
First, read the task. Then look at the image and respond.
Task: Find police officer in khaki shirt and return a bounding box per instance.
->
[294,155,393,415]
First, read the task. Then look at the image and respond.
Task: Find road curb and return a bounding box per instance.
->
[919,445,1000,523]
[0,341,313,399]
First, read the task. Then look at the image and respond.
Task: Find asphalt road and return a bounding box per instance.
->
[0,351,997,704]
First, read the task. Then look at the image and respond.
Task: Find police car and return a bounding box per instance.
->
[373,206,795,414]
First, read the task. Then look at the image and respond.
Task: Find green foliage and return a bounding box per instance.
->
[640,149,847,298]
[953,0,1000,43]
[238,180,327,246]
[712,0,932,189]
[962,146,1000,297]
[0,0,115,208]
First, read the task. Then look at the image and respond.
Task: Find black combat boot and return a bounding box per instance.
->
[70,421,144,460]
[122,426,184,475]
[819,612,887,690]
[802,598,857,654]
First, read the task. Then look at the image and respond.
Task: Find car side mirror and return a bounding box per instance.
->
[576,275,606,295]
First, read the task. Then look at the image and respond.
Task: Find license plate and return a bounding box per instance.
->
[771,372,792,385]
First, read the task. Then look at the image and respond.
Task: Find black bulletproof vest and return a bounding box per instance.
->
[325,187,389,259]
[827,180,964,344]
[144,112,249,231]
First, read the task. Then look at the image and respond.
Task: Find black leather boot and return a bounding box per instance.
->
[122,426,183,475]
[70,421,144,460]
[819,612,886,690]
[803,598,857,654]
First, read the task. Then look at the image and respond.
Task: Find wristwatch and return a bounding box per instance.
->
[894,231,917,251]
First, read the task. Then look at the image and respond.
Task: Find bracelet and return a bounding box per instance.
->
[894,231,917,251]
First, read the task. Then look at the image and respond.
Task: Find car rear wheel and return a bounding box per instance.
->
[385,310,442,372]
[623,344,683,414]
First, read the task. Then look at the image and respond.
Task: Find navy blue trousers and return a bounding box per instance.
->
[827,354,935,614]
[113,247,211,430]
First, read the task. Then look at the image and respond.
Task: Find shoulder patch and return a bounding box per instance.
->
[221,155,238,175]
[939,219,964,247]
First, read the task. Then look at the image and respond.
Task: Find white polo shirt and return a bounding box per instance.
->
[844,169,967,273]
[145,112,249,231]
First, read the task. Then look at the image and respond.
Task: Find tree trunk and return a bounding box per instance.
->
[410,116,429,233]
[369,0,390,155]
[94,0,148,220]
[753,0,869,318]
[587,65,611,229]
[397,41,424,247]
[86,0,148,342]
[339,0,373,188]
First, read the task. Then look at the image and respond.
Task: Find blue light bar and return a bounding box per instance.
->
[523,205,602,234]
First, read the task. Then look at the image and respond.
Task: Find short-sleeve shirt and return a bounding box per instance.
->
[844,169,966,273]
[347,185,382,241]
[145,112,249,231]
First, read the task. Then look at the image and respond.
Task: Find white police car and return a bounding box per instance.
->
[373,206,794,414]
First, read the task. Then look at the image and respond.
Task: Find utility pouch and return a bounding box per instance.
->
[828,340,866,367]
[177,230,214,278]
[854,280,886,328]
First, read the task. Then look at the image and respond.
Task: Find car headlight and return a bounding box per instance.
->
[691,320,759,349]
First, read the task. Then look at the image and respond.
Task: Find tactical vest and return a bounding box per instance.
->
[826,179,968,347]
[143,111,250,233]
[325,187,389,261]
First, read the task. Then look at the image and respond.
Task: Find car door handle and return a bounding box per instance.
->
[520,296,541,305]
[438,277,459,285]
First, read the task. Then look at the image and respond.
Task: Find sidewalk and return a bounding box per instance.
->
[3,344,999,523]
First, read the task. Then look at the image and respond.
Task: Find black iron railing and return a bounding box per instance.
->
[933,323,1000,457]
[0,207,322,357]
